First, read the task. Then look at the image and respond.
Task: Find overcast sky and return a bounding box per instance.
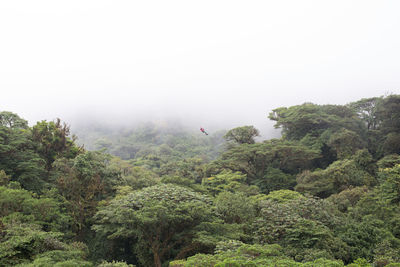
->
[1,1,399,137]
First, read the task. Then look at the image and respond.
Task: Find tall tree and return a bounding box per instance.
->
[223,126,259,146]
[31,119,81,172]
[295,157,375,198]
[269,103,365,140]
[53,151,121,239]
[376,95,400,135]
[0,120,45,192]
[348,97,381,131]
[0,111,28,129]
[93,184,224,267]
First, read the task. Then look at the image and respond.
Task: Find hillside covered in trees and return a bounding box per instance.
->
[1,95,400,267]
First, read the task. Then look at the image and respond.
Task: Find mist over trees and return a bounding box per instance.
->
[1,94,400,266]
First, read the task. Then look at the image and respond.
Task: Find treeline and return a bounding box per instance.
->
[1,95,400,266]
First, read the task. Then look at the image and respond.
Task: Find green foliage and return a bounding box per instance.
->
[32,119,81,171]
[214,191,256,227]
[160,175,206,193]
[296,158,375,198]
[252,196,346,260]
[0,222,59,266]
[327,186,369,212]
[254,167,295,194]
[350,189,399,231]
[383,133,400,155]
[97,260,135,267]
[0,111,28,129]
[0,221,88,266]
[0,170,10,186]
[269,103,365,141]
[353,149,376,175]
[377,154,400,169]
[0,186,73,234]
[18,243,92,267]
[373,239,400,266]
[339,216,400,263]
[352,95,400,158]
[223,125,260,146]
[303,258,344,266]
[171,242,346,267]
[53,151,122,238]
[378,164,400,203]
[348,97,381,131]
[0,123,46,192]
[269,103,368,167]
[327,128,364,159]
[175,243,285,267]
[376,95,400,135]
[213,240,245,254]
[109,157,159,190]
[346,258,372,267]
[283,219,347,261]
[159,157,206,182]
[202,170,254,196]
[209,139,319,190]
[93,184,221,267]
[3,96,400,266]
[75,122,224,171]
[264,189,305,203]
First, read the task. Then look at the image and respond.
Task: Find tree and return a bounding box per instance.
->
[264,139,320,174]
[252,196,342,244]
[31,119,81,172]
[0,111,28,129]
[253,167,295,194]
[377,154,400,169]
[223,126,259,146]
[0,170,10,186]
[296,158,375,198]
[93,184,223,267]
[209,140,319,187]
[202,170,256,196]
[0,222,90,266]
[269,103,365,141]
[269,103,367,165]
[214,191,256,224]
[159,157,206,183]
[339,216,398,263]
[376,95,400,135]
[0,124,46,192]
[252,196,347,261]
[327,129,364,159]
[327,186,369,213]
[378,163,400,203]
[0,184,85,266]
[170,241,346,267]
[283,218,344,262]
[373,95,400,157]
[264,189,305,203]
[382,133,400,155]
[53,151,122,239]
[109,157,159,190]
[348,97,381,131]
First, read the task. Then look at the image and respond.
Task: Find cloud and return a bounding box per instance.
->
[0,1,399,137]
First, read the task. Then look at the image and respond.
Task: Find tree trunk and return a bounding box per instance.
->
[153,251,162,267]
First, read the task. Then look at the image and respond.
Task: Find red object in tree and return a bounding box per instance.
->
[200,127,208,135]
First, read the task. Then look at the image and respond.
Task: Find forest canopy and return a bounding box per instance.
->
[1,94,400,266]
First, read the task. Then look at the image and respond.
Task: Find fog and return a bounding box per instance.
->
[1,1,399,138]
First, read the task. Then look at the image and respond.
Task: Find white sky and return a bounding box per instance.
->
[1,1,399,136]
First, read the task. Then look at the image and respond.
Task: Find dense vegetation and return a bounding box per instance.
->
[1,95,400,266]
